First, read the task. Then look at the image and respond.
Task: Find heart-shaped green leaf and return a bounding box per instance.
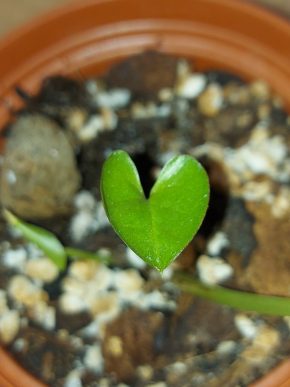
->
[101,150,209,271]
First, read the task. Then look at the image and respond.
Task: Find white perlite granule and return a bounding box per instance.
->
[0,310,20,344]
[234,314,258,340]
[83,344,104,373]
[197,255,233,286]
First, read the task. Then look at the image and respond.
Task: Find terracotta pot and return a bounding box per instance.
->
[0,0,290,385]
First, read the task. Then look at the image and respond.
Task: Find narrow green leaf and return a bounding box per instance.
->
[3,210,67,270]
[101,150,209,271]
[174,272,290,316]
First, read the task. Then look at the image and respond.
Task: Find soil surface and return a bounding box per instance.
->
[0,51,290,387]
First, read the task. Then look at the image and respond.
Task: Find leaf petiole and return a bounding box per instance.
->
[173,272,290,316]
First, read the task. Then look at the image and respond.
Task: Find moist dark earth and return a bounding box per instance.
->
[0,51,290,386]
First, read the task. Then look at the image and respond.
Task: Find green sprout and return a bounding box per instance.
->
[3,210,110,270]
[4,150,290,317]
[101,150,209,272]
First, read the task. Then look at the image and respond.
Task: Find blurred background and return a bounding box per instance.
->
[0,0,290,38]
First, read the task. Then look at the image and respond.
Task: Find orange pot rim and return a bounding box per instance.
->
[0,1,290,386]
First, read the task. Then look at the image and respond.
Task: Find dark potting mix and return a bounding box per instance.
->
[0,52,290,386]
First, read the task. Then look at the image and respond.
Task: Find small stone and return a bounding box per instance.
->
[84,344,104,373]
[59,293,86,314]
[136,365,154,381]
[114,269,144,296]
[66,108,88,132]
[69,211,95,243]
[234,314,258,340]
[198,84,223,117]
[156,104,171,117]
[25,257,59,283]
[250,80,270,100]
[176,74,206,99]
[0,114,80,219]
[126,248,146,269]
[0,310,20,344]
[29,301,56,330]
[88,265,114,292]
[101,107,118,130]
[176,59,191,80]
[197,255,233,285]
[8,275,48,307]
[131,102,158,119]
[64,369,83,387]
[0,290,8,314]
[241,326,280,364]
[106,335,123,357]
[158,88,174,102]
[207,232,229,256]
[78,115,105,142]
[96,88,131,109]
[216,340,237,354]
[162,266,173,281]
[271,188,290,218]
[2,248,27,270]
[89,293,120,323]
[69,260,100,282]
[74,191,96,212]
[62,277,85,297]
[257,104,271,120]
[242,180,272,202]
[98,378,110,387]
[169,361,187,374]
[236,112,253,128]
[137,290,175,311]
[13,338,28,352]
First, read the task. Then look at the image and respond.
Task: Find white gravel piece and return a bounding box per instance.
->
[83,344,104,373]
[74,191,96,212]
[8,275,47,307]
[25,257,59,283]
[197,255,233,286]
[0,310,20,344]
[225,129,287,179]
[30,302,56,330]
[89,293,120,323]
[234,314,258,340]
[59,293,86,314]
[176,74,207,99]
[78,115,105,143]
[101,107,118,130]
[69,211,96,243]
[0,290,8,314]
[2,248,27,270]
[158,88,174,102]
[114,269,144,297]
[198,83,223,117]
[207,232,229,256]
[125,248,146,269]
[136,365,154,381]
[137,290,176,311]
[216,340,237,354]
[69,260,101,282]
[96,89,131,109]
[64,369,83,387]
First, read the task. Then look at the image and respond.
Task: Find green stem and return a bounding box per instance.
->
[173,272,290,316]
[64,247,111,264]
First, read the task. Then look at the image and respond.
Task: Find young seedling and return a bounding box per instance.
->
[100,150,209,271]
[3,209,110,270]
[5,151,290,316]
